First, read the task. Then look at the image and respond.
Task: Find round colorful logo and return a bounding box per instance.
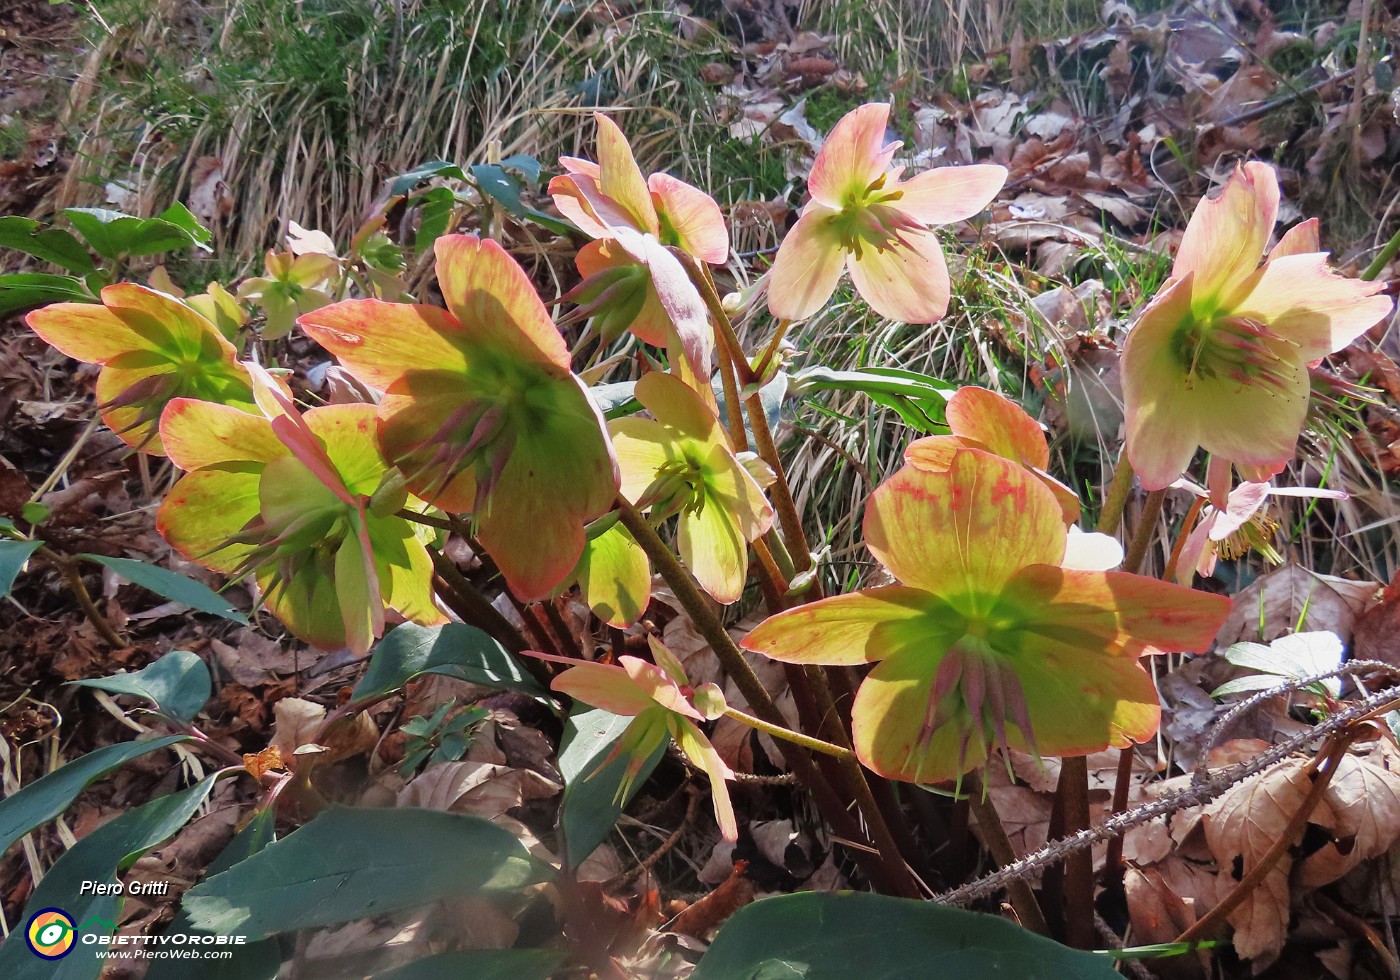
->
[25,908,75,960]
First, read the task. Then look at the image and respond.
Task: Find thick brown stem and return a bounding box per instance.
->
[1123,488,1167,575]
[963,773,1049,935]
[427,549,526,654]
[1050,756,1095,947]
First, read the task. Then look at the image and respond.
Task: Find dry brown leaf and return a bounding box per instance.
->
[241,745,285,779]
[1203,759,1334,961]
[667,860,755,939]
[1215,564,1380,648]
[396,760,560,822]
[268,697,325,761]
[1298,740,1400,888]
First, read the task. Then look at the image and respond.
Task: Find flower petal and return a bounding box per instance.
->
[1190,357,1309,477]
[945,386,1050,470]
[703,443,774,546]
[552,660,654,716]
[767,208,847,321]
[807,103,898,209]
[1230,252,1392,361]
[548,172,616,239]
[634,370,727,450]
[741,585,961,666]
[575,521,651,628]
[1061,529,1124,571]
[864,453,1065,598]
[893,164,1007,225]
[157,467,264,574]
[369,516,448,627]
[1172,161,1278,304]
[575,240,671,347]
[1268,218,1319,259]
[903,435,961,473]
[649,173,729,264]
[852,649,988,784]
[997,565,1232,657]
[1122,275,1207,490]
[677,488,749,604]
[845,226,950,323]
[160,399,287,471]
[594,113,660,236]
[434,235,570,370]
[261,560,347,651]
[672,718,738,840]
[608,416,679,504]
[299,299,468,390]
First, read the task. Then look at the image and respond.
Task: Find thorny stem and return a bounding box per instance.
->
[1175,729,1356,944]
[614,496,918,897]
[962,772,1049,936]
[721,706,854,760]
[935,684,1400,907]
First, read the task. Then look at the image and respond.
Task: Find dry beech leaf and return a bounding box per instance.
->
[1215,564,1380,648]
[1203,759,1334,961]
[396,759,560,822]
[1297,740,1400,889]
[268,696,326,762]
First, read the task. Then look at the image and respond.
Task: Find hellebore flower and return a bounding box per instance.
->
[238,249,337,339]
[741,449,1231,784]
[156,367,445,655]
[610,371,774,604]
[1122,162,1393,490]
[299,235,618,601]
[571,517,652,629]
[535,637,736,840]
[1172,476,1345,585]
[551,114,724,384]
[25,283,260,454]
[904,385,1081,522]
[767,102,1006,324]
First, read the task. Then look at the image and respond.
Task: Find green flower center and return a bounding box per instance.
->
[1171,314,1297,391]
[832,175,921,258]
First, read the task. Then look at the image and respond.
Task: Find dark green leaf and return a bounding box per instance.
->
[63,207,210,260]
[469,164,575,236]
[414,186,458,253]
[78,555,248,624]
[373,949,565,980]
[497,153,543,185]
[184,807,552,938]
[0,736,189,857]
[0,272,96,316]
[154,203,213,246]
[0,217,95,274]
[0,539,42,598]
[694,892,1120,980]
[557,707,665,868]
[388,160,468,196]
[147,809,282,980]
[0,778,216,980]
[352,623,544,703]
[69,650,211,722]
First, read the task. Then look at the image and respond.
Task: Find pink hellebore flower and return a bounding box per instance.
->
[742,448,1230,785]
[1173,477,1345,585]
[767,103,1006,324]
[533,639,736,841]
[1123,162,1393,490]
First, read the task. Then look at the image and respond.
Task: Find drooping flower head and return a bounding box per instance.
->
[904,385,1080,522]
[767,103,1006,324]
[25,284,260,454]
[1123,162,1392,490]
[1172,476,1345,585]
[551,115,724,387]
[533,638,736,840]
[742,447,1230,784]
[610,371,774,605]
[299,235,619,601]
[156,366,445,655]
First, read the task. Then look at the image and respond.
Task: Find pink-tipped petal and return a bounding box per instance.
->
[945,386,1050,470]
[1268,218,1320,259]
[741,585,957,666]
[807,103,897,209]
[1172,161,1279,303]
[1230,253,1392,361]
[648,173,729,264]
[594,114,660,236]
[893,164,1007,225]
[767,208,847,321]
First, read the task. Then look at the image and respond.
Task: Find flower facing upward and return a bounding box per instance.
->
[534,638,736,840]
[1123,162,1392,490]
[741,449,1230,784]
[25,284,259,454]
[767,103,1006,324]
[299,235,619,601]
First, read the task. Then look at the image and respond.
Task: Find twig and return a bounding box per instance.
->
[605,786,700,889]
[426,549,527,654]
[40,547,124,648]
[935,684,1400,907]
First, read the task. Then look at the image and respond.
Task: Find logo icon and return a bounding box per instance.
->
[26,908,75,960]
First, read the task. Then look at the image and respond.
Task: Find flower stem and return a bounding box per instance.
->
[1095,453,1135,535]
[1122,488,1167,575]
[41,547,125,648]
[722,706,854,760]
[426,548,527,655]
[614,496,918,897]
[1362,224,1400,281]
[963,772,1049,935]
[1163,495,1207,583]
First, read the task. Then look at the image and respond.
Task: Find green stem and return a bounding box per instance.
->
[1361,223,1400,281]
[1096,453,1135,535]
[722,706,854,760]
